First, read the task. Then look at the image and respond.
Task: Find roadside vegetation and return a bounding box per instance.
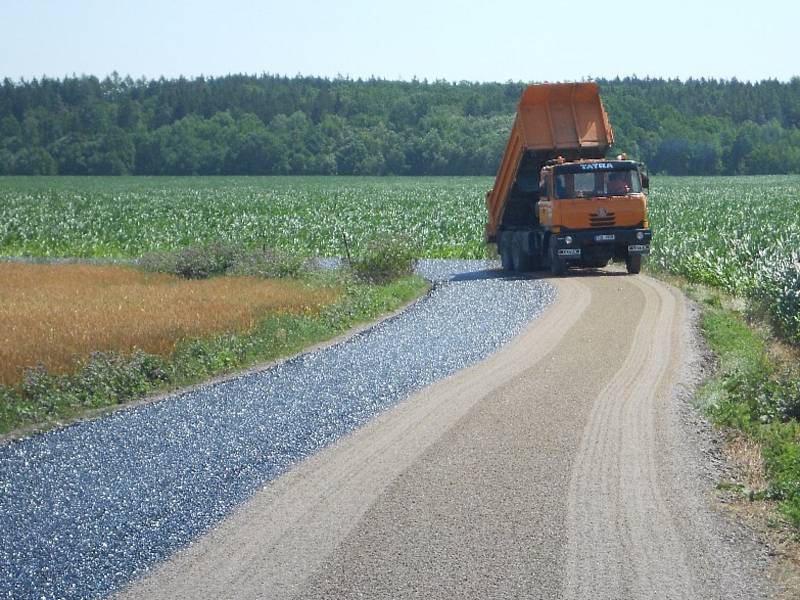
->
[0,241,427,436]
[0,261,337,386]
[659,279,800,529]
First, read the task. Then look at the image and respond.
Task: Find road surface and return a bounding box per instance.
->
[118,271,776,599]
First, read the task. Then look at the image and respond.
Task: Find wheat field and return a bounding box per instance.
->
[0,263,339,386]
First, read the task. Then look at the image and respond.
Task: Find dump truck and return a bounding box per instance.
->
[485,82,651,275]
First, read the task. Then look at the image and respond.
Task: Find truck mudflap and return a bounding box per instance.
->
[552,228,652,261]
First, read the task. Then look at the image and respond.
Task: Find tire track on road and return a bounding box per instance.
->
[562,276,690,598]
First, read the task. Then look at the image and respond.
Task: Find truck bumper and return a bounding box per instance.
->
[553,228,652,261]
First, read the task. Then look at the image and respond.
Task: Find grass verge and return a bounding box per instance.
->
[679,280,800,529]
[0,270,429,438]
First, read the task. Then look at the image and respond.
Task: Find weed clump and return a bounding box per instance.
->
[2,351,171,429]
[349,236,418,283]
[138,243,308,279]
[229,247,307,279]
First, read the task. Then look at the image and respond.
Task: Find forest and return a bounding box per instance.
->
[1,73,799,176]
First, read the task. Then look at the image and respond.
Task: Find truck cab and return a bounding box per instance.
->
[539,159,652,273]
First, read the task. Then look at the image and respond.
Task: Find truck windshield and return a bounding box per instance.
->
[554,168,642,199]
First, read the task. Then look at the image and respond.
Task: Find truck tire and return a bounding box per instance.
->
[512,245,533,272]
[626,254,642,274]
[530,252,543,272]
[500,243,513,271]
[548,238,566,276]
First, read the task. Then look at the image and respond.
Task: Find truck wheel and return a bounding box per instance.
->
[512,246,533,272]
[626,254,642,274]
[500,244,513,271]
[529,252,543,272]
[548,239,566,276]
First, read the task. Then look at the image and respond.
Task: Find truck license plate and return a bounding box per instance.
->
[558,248,581,257]
[595,234,615,241]
[628,244,650,254]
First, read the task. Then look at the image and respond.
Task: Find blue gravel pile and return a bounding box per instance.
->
[0,260,554,599]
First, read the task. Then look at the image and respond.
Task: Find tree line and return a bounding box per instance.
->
[1,73,799,176]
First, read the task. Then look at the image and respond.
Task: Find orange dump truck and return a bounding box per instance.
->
[486,82,651,275]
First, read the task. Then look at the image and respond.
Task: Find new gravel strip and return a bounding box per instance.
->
[0,260,555,600]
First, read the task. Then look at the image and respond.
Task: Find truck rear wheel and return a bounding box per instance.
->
[625,254,642,274]
[529,252,543,272]
[512,246,533,272]
[500,243,513,271]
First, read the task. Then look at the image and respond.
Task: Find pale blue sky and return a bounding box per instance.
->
[1,0,797,83]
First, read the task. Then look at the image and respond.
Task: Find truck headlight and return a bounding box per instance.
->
[636,231,644,240]
[565,236,573,245]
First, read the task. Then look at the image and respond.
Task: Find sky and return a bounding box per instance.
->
[1,0,797,84]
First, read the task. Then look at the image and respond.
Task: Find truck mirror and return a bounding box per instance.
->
[641,170,649,190]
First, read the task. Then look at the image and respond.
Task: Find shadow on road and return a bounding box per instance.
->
[451,265,631,283]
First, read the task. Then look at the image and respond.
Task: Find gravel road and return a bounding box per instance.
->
[0,260,555,600]
[117,271,779,599]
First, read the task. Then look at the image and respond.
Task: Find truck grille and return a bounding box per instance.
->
[590,211,615,227]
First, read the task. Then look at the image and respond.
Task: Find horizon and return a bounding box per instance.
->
[4,71,798,86]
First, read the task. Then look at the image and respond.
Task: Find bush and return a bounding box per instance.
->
[350,236,418,283]
[138,242,243,279]
[15,351,172,416]
[71,351,170,406]
[138,243,309,279]
[21,365,63,414]
[774,376,800,422]
[229,246,308,278]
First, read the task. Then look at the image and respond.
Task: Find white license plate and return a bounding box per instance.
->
[595,234,615,241]
[558,248,581,257]
[628,244,650,253]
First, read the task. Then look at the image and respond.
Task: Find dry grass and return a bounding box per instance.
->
[767,338,800,376]
[721,434,800,599]
[727,435,769,494]
[0,263,339,386]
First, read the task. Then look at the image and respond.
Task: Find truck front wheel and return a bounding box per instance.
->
[548,238,566,276]
[625,254,642,274]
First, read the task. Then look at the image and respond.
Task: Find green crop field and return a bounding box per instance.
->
[0,176,489,259]
[2,175,800,341]
[648,176,800,344]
